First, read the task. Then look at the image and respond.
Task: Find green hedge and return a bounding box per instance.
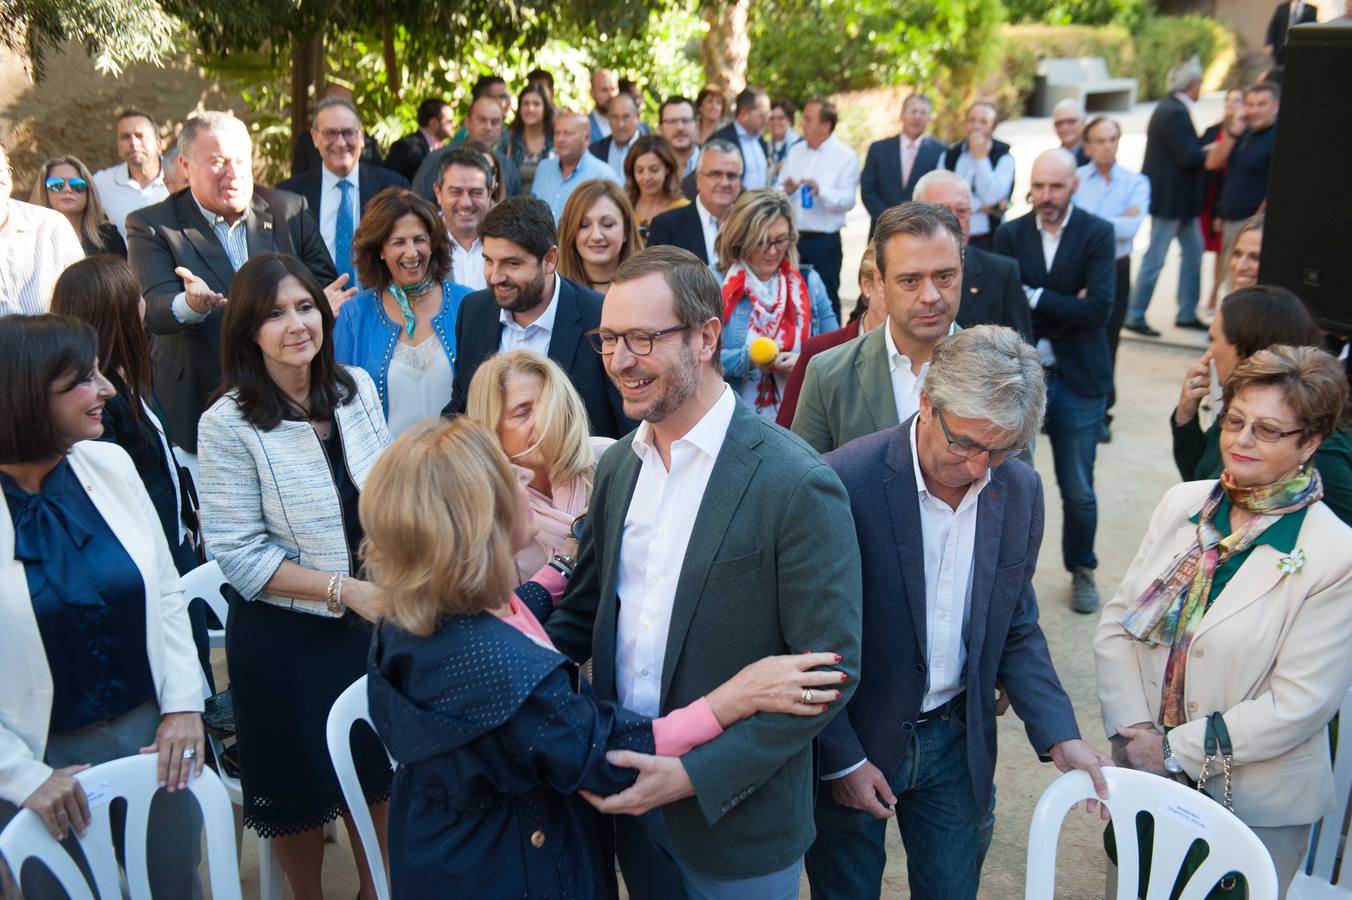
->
[1132,14,1238,99]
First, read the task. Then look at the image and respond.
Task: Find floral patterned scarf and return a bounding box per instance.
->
[720,258,810,412]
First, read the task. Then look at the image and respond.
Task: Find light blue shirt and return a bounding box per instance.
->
[530,153,623,222]
[1074,162,1151,260]
[171,193,250,323]
[734,121,769,189]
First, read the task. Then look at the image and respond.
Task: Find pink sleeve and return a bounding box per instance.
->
[651,698,725,756]
[529,564,567,603]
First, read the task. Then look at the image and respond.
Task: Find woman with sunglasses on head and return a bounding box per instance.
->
[30,156,126,258]
[197,252,392,900]
[717,188,838,420]
[1097,345,1352,896]
[0,314,205,898]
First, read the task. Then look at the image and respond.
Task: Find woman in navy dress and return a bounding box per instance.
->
[364,419,846,899]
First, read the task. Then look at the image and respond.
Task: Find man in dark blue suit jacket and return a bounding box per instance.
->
[646,140,743,268]
[995,149,1116,614]
[806,326,1108,900]
[440,196,633,438]
[860,94,946,235]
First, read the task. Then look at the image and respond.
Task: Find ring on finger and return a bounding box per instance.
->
[181,747,196,760]
[801,688,814,704]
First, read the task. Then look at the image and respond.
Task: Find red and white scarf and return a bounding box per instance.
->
[721,258,811,411]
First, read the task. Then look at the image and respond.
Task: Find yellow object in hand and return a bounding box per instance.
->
[749,336,780,366]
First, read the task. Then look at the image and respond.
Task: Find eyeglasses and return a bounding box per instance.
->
[586,324,690,356]
[1217,411,1304,442]
[45,177,88,194]
[1053,118,1082,128]
[935,409,1024,464]
[318,128,361,144]
[761,236,792,252]
[698,170,741,183]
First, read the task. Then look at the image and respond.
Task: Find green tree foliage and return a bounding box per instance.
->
[0,0,178,78]
[1003,0,1154,31]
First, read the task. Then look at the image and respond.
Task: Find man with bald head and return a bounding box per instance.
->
[994,148,1115,614]
[589,68,620,141]
[531,111,623,221]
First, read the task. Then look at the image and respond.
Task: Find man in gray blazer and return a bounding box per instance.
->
[545,245,862,898]
[791,203,964,454]
[806,326,1109,900]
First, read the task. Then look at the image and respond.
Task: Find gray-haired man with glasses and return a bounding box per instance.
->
[806,324,1109,900]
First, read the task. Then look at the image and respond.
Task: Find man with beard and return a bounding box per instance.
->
[994,148,1115,614]
[544,244,862,899]
[441,195,632,437]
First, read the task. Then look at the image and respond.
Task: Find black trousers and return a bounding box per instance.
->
[1107,255,1131,416]
[798,230,843,321]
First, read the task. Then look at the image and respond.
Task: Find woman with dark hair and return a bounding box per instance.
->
[0,314,205,897]
[197,252,393,900]
[1172,285,1352,524]
[30,156,126,257]
[623,134,688,241]
[695,86,727,145]
[333,187,470,437]
[555,179,641,295]
[501,83,555,195]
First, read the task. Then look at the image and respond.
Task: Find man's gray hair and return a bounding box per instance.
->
[312,95,361,130]
[1166,58,1204,95]
[178,111,249,158]
[911,169,971,205]
[699,138,742,172]
[1051,98,1084,119]
[924,325,1046,446]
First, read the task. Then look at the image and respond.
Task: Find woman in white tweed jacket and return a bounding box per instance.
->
[197,253,393,900]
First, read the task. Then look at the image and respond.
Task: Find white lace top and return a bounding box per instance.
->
[386,337,454,437]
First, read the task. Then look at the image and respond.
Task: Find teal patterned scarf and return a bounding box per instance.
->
[386,277,437,338]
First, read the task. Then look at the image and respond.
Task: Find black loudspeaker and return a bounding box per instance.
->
[1260,20,1352,337]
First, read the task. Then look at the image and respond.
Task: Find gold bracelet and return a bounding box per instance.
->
[325,573,345,615]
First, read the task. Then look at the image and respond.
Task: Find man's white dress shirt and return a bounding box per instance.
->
[694,197,721,268]
[318,164,361,265]
[616,385,737,717]
[947,145,1016,238]
[1022,206,1071,368]
[776,135,860,234]
[449,233,486,291]
[0,200,84,316]
[885,319,960,425]
[92,162,169,238]
[497,272,562,355]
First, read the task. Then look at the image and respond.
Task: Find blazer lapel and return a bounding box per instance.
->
[883,424,929,659]
[245,194,279,258]
[966,477,1006,663]
[593,446,642,703]
[547,280,583,374]
[856,327,900,433]
[1195,544,1286,639]
[658,404,762,709]
[1020,218,1048,283]
[1046,211,1082,281]
[175,192,236,290]
[358,164,378,211]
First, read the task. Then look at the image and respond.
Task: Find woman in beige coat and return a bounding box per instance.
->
[1095,345,1352,895]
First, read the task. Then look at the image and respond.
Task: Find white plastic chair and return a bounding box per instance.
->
[1289,687,1352,899]
[0,753,241,900]
[1025,767,1279,899]
[180,560,229,650]
[326,675,395,900]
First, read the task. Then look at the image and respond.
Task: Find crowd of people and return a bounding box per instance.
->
[1,17,1350,898]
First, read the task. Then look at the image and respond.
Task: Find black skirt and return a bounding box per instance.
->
[226,597,392,837]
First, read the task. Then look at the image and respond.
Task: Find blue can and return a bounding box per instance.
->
[801,184,814,209]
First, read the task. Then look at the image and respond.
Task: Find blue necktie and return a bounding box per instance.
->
[335,179,356,286]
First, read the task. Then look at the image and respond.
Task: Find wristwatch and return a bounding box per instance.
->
[1161,731,1184,775]
[547,553,576,580]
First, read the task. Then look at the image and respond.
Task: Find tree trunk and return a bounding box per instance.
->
[701,0,751,94]
[289,36,324,173]
[382,29,401,97]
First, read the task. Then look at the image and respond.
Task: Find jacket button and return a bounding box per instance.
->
[901,722,915,733]
[721,803,730,813]
[530,830,545,848]
[1193,649,1204,658]
[914,663,926,675]
[1187,702,1199,712]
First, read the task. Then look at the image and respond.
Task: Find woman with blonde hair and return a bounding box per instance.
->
[30,155,125,257]
[717,187,837,419]
[467,349,612,579]
[556,179,641,295]
[364,417,849,899]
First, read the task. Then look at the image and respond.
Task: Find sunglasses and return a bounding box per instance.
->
[45,176,89,194]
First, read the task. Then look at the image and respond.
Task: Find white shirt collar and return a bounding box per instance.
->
[883,318,958,372]
[695,196,720,230]
[632,383,737,465]
[321,163,360,195]
[192,191,246,227]
[908,415,990,508]
[1173,91,1197,111]
[1034,204,1073,236]
[113,162,166,189]
[499,272,562,332]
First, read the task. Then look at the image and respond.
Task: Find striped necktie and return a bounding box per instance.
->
[335,179,356,285]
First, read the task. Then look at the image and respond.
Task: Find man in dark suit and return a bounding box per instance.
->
[442,196,631,438]
[545,245,862,898]
[1125,59,1206,336]
[588,90,642,178]
[382,97,455,182]
[411,96,523,202]
[995,149,1116,614]
[647,139,742,269]
[806,325,1109,900]
[127,111,342,455]
[710,86,771,190]
[914,170,1032,344]
[860,93,946,235]
[277,97,408,286]
[1265,0,1319,65]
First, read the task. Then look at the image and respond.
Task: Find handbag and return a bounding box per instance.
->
[1105,713,1246,898]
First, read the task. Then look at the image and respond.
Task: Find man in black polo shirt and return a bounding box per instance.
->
[1206,82,1280,249]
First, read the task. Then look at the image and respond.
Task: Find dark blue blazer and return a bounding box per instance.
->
[646,202,711,266]
[955,244,1034,346]
[859,134,946,226]
[994,208,1116,398]
[276,162,408,222]
[441,276,635,438]
[819,420,1080,810]
[1141,95,1206,220]
[368,582,653,900]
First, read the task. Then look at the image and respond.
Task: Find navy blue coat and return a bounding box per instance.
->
[367,583,656,900]
[859,133,946,228]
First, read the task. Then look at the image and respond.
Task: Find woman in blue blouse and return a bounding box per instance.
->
[334,187,470,436]
[0,315,205,897]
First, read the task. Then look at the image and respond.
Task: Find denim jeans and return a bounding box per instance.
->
[1045,376,1107,571]
[805,706,982,900]
[1127,216,1203,326]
